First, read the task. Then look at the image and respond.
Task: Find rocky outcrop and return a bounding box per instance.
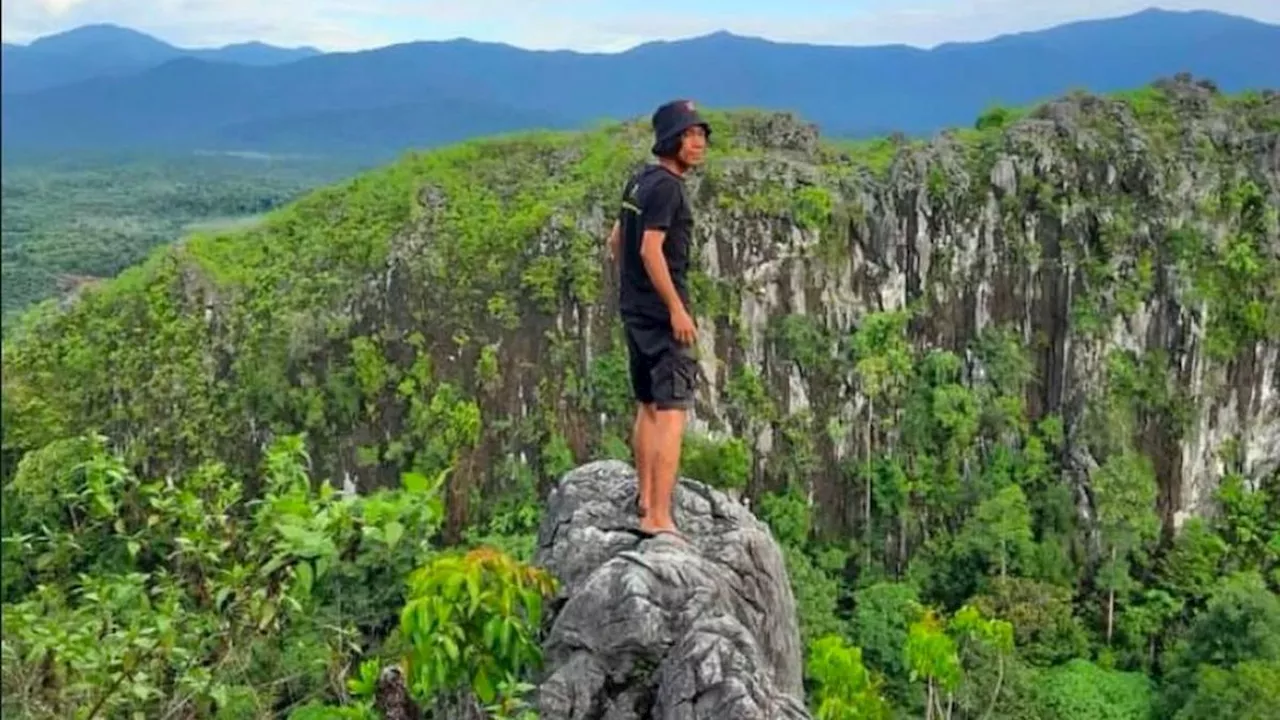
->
[533,461,812,720]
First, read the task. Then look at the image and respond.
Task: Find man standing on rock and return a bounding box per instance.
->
[606,99,710,541]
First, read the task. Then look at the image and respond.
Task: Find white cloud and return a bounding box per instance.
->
[2,0,1277,52]
[34,0,90,15]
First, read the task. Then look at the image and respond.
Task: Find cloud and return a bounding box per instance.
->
[34,0,90,15]
[2,0,1277,52]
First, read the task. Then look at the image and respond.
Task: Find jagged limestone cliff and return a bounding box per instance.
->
[2,76,1277,550]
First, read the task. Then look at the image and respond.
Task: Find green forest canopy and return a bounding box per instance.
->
[0,152,367,325]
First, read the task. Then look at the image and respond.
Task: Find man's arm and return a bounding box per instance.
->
[607,220,621,264]
[640,228,687,316]
[637,178,696,342]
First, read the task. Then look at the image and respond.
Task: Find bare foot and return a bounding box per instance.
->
[638,518,689,542]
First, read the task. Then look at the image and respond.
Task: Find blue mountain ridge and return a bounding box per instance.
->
[1,23,321,94]
[2,8,1276,159]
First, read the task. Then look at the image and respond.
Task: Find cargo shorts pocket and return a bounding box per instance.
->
[652,349,700,409]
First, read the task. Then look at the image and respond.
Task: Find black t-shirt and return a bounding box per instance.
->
[617,164,694,324]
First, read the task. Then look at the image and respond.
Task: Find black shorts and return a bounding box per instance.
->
[623,317,700,411]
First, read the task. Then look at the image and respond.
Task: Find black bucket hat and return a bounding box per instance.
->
[651,99,711,156]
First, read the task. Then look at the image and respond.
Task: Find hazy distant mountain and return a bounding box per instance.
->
[1,23,321,94]
[2,9,1276,158]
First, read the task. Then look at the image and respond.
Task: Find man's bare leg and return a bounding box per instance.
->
[639,407,687,534]
[633,403,656,517]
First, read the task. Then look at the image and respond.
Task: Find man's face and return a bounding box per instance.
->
[677,125,708,167]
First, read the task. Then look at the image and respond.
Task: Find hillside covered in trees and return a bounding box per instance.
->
[0,153,366,324]
[2,76,1278,718]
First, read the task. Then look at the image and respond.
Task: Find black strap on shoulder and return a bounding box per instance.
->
[619,168,644,217]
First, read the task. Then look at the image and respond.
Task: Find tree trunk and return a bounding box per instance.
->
[864,396,874,568]
[898,513,907,578]
[1106,546,1117,645]
[980,654,1005,720]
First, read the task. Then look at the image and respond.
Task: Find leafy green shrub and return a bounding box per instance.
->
[759,486,812,547]
[399,546,556,710]
[807,634,892,719]
[679,431,751,490]
[973,105,1026,132]
[792,185,835,230]
[1032,659,1154,720]
[0,433,445,718]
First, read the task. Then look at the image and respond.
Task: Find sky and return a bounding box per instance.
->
[2,0,1279,53]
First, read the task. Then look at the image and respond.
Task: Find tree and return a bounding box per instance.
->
[966,484,1034,580]
[906,609,962,720]
[850,310,914,566]
[807,635,893,720]
[904,604,1014,720]
[1090,451,1159,644]
[1159,571,1280,717]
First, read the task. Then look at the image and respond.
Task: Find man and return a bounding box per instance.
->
[606,99,710,540]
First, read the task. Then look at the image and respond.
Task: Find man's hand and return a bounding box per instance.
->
[671,306,697,345]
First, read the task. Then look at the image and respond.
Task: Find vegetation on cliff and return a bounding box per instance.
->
[2,76,1278,718]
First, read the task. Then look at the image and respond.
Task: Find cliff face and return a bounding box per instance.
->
[673,79,1280,532]
[3,76,1277,543]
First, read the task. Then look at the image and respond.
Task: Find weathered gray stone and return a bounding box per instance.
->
[534,460,811,720]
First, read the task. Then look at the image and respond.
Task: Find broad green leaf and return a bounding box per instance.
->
[384,520,404,549]
[474,667,496,705]
[295,561,314,599]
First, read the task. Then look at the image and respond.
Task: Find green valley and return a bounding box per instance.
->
[0,152,369,325]
[2,76,1278,719]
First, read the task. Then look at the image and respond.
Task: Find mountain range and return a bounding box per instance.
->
[1,24,320,95]
[2,8,1278,160]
